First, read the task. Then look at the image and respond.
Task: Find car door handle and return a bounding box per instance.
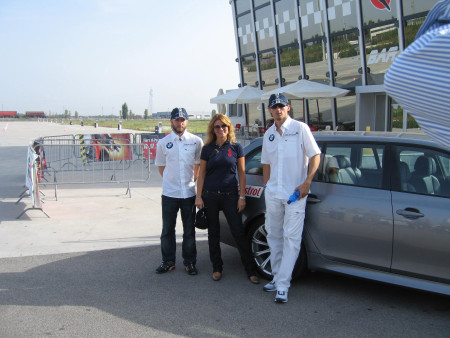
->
[307,194,321,204]
[396,208,424,219]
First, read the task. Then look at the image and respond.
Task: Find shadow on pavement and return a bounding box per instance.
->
[1,243,449,337]
[0,243,272,336]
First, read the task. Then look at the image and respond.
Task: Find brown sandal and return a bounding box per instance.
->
[249,275,260,284]
[212,272,222,281]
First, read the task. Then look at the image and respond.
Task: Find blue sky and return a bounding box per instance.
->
[0,0,239,116]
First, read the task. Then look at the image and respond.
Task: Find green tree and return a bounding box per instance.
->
[212,109,216,116]
[74,111,79,119]
[144,109,148,119]
[64,109,69,119]
[121,103,128,120]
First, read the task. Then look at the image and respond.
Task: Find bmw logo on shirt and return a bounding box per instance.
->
[167,142,173,149]
[269,134,275,141]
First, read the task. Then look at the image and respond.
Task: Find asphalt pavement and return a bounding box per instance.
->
[0,121,449,337]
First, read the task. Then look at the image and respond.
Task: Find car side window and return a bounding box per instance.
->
[360,147,383,170]
[318,143,384,189]
[245,147,263,175]
[396,146,450,198]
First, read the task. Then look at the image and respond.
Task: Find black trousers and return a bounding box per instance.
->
[160,195,196,265]
[202,189,256,277]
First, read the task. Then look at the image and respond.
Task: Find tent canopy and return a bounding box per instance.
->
[260,79,349,101]
[210,85,266,104]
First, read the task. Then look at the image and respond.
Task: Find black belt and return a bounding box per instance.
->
[203,189,236,196]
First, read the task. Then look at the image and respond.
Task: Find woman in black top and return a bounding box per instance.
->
[195,114,259,284]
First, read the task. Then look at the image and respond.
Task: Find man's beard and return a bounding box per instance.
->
[172,125,186,135]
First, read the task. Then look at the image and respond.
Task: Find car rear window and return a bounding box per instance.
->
[317,143,384,189]
[396,146,450,197]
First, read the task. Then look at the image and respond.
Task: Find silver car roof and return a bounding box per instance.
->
[245,131,447,152]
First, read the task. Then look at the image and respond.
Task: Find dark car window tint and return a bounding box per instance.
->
[245,147,263,175]
[396,146,450,198]
[438,154,450,177]
[313,143,324,181]
[320,143,384,189]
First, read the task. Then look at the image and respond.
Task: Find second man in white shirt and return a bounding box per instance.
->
[154,108,204,275]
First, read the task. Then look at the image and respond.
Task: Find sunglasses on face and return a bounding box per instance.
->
[214,124,228,130]
[271,104,286,109]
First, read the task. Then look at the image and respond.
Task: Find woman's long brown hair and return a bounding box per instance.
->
[204,113,236,145]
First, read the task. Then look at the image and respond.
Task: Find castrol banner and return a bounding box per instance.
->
[245,185,264,198]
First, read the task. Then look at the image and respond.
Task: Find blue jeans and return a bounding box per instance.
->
[202,189,256,276]
[160,195,196,265]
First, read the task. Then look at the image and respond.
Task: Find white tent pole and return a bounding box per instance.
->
[403,109,408,132]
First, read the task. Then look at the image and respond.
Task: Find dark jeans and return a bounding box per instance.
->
[160,195,196,265]
[202,189,257,277]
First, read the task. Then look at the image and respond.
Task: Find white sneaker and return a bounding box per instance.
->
[263,280,276,292]
[274,290,288,303]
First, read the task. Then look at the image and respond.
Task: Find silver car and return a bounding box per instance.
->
[220,132,450,295]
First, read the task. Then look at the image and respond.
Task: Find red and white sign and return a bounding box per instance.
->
[245,185,264,198]
[142,141,157,159]
[370,0,391,11]
[141,133,167,159]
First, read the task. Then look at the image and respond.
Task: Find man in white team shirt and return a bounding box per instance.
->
[154,108,203,275]
[261,93,321,303]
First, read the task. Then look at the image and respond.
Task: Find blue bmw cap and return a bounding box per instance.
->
[269,93,289,108]
[171,107,188,120]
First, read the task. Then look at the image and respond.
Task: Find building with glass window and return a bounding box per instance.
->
[227,0,438,132]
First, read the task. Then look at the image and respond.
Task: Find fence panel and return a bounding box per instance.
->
[38,143,150,185]
[16,143,49,219]
[34,135,76,167]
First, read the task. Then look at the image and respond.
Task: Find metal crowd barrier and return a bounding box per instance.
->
[35,135,77,168]
[37,134,76,144]
[37,142,150,200]
[16,142,50,219]
[18,130,221,218]
[133,132,206,162]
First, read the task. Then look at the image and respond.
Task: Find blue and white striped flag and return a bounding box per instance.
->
[385,0,450,149]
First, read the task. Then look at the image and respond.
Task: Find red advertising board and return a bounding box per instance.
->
[141,133,166,159]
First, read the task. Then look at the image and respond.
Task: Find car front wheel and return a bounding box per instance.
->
[247,216,308,280]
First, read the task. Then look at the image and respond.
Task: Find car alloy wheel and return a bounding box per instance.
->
[247,216,308,280]
[247,218,273,280]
